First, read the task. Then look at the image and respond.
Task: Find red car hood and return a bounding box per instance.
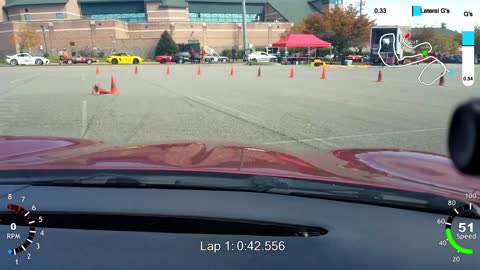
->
[1,136,479,202]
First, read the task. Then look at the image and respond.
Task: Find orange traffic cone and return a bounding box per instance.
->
[230,66,235,77]
[92,84,110,95]
[96,66,100,75]
[257,67,262,77]
[376,70,383,82]
[289,67,295,78]
[439,73,446,86]
[134,66,139,75]
[321,67,327,80]
[197,65,202,76]
[166,66,171,75]
[110,75,119,95]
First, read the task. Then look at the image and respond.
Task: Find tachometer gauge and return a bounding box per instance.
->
[0,194,45,266]
[438,197,478,264]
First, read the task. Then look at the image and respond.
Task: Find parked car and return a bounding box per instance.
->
[286,52,316,64]
[322,54,336,61]
[441,55,462,63]
[156,55,173,64]
[362,55,371,62]
[62,56,97,65]
[415,52,438,63]
[172,51,201,64]
[106,53,143,64]
[346,54,363,61]
[6,53,50,65]
[204,53,230,63]
[246,51,277,63]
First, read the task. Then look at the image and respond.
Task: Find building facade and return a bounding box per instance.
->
[0,0,343,57]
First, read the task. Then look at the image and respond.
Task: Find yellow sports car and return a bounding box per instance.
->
[106,53,144,64]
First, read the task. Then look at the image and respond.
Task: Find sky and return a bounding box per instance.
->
[343,0,479,32]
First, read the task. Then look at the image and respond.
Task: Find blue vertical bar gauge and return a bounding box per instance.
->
[462,11,474,86]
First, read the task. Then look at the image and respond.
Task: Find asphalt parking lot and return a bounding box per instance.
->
[0,63,476,155]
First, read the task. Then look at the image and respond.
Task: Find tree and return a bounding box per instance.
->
[155,30,177,56]
[9,27,41,53]
[475,26,480,60]
[431,33,461,55]
[411,26,434,53]
[288,6,374,54]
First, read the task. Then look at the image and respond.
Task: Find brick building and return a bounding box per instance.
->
[0,0,343,57]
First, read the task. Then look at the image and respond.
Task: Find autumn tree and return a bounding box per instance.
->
[431,33,461,54]
[10,27,41,53]
[475,26,480,60]
[288,6,374,54]
[411,26,434,53]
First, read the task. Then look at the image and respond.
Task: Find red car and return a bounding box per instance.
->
[346,54,363,61]
[0,101,478,269]
[62,56,97,65]
[155,55,173,64]
[415,53,438,63]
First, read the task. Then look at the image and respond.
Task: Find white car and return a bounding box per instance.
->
[323,54,336,61]
[204,53,229,63]
[246,51,277,63]
[6,53,50,65]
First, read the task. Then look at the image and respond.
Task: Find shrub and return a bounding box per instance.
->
[155,31,178,56]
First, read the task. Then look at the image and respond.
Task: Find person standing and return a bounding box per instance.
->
[58,49,63,65]
[232,47,237,62]
[189,47,196,63]
[61,48,69,64]
[201,47,206,63]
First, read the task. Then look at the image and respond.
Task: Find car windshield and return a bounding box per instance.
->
[1,1,479,208]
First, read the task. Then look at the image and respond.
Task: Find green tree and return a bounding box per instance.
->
[288,6,374,54]
[155,30,177,56]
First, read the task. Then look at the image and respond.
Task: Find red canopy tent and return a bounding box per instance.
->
[272,34,331,64]
[272,34,331,48]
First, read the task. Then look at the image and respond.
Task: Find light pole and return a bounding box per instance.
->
[40,25,48,56]
[241,0,248,56]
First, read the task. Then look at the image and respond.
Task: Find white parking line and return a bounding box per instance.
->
[81,100,87,136]
[265,127,446,145]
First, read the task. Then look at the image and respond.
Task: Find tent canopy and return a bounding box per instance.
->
[272,34,331,48]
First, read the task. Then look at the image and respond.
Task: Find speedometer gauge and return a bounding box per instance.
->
[445,203,475,255]
[437,196,479,265]
[0,193,45,266]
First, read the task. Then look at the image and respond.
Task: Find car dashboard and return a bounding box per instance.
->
[0,185,478,269]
